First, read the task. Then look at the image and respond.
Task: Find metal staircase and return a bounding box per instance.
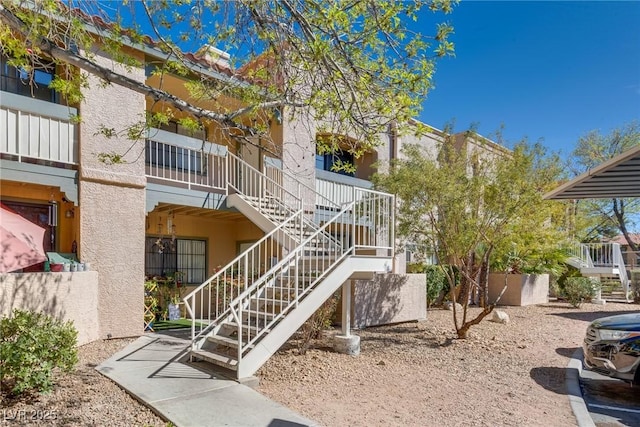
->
[567,242,631,302]
[183,153,394,379]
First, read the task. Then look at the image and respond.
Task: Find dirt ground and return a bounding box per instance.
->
[1,301,636,427]
[257,301,639,427]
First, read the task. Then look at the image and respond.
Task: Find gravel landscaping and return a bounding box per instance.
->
[1,301,636,426]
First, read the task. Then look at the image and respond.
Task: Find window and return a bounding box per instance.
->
[159,121,206,141]
[145,237,206,284]
[315,150,355,177]
[0,55,58,103]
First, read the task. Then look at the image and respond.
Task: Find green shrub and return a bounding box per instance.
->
[562,277,597,308]
[0,309,78,396]
[424,265,448,307]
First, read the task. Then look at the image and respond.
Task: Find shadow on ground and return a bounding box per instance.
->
[581,373,640,426]
[530,366,568,395]
[556,346,580,359]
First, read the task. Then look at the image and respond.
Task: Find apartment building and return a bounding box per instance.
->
[0,30,462,377]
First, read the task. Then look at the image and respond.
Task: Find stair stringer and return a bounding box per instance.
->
[227,194,278,232]
[236,255,392,379]
[227,193,299,250]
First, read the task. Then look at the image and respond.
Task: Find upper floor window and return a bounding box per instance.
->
[159,120,206,141]
[316,149,355,177]
[0,55,58,103]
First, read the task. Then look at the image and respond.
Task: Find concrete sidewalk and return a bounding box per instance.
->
[96,333,318,427]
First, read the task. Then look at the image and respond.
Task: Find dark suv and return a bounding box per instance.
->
[583,313,640,384]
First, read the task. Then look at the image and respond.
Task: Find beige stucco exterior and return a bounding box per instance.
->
[0,271,100,345]
[0,31,507,351]
[78,47,147,339]
[351,273,426,328]
[488,273,549,306]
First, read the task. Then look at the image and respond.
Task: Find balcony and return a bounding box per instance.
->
[0,91,78,166]
[315,169,373,207]
[145,128,228,193]
[263,157,374,209]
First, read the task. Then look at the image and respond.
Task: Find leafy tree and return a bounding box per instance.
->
[569,121,640,248]
[0,0,457,162]
[374,135,566,338]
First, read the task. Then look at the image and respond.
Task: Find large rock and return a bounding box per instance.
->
[491,310,510,324]
[444,301,463,312]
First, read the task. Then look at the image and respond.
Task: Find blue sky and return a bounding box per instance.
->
[419,1,640,157]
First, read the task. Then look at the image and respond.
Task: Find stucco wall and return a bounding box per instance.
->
[281,109,317,209]
[145,210,263,276]
[0,272,100,345]
[488,273,549,306]
[352,273,426,328]
[79,47,146,339]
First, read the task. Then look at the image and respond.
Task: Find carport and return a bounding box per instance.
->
[544,144,640,303]
[544,144,640,200]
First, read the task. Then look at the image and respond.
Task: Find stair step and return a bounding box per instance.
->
[244,309,278,319]
[221,321,260,335]
[261,287,296,299]
[191,349,238,370]
[206,334,254,349]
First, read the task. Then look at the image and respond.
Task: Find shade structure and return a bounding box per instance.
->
[0,205,47,273]
[544,145,640,200]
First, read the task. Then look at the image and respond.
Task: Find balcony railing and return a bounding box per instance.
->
[263,158,374,210]
[0,91,78,165]
[145,128,228,192]
[315,169,373,208]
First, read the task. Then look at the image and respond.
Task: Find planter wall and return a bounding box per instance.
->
[0,271,100,345]
[488,273,549,306]
[350,273,427,328]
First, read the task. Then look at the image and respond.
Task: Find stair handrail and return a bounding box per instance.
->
[228,152,302,215]
[261,158,344,250]
[183,208,305,342]
[580,243,594,268]
[227,189,394,361]
[612,243,630,300]
[264,161,343,211]
[229,201,355,361]
[228,153,338,249]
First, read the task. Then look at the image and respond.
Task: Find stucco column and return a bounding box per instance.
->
[281,109,316,211]
[78,48,146,339]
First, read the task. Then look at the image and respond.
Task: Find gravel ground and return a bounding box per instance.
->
[0,339,166,427]
[1,301,636,427]
[257,301,639,427]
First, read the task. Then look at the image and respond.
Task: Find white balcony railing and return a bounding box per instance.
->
[263,157,374,209]
[315,169,373,208]
[0,91,78,165]
[145,128,228,192]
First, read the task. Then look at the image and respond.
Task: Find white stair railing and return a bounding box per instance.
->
[264,161,342,212]
[228,188,394,363]
[183,209,306,343]
[573,242,630,301]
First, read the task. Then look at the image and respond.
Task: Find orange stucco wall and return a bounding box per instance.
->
[145,210,263,277]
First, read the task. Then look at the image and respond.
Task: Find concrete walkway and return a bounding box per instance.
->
[96,332,318,427]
